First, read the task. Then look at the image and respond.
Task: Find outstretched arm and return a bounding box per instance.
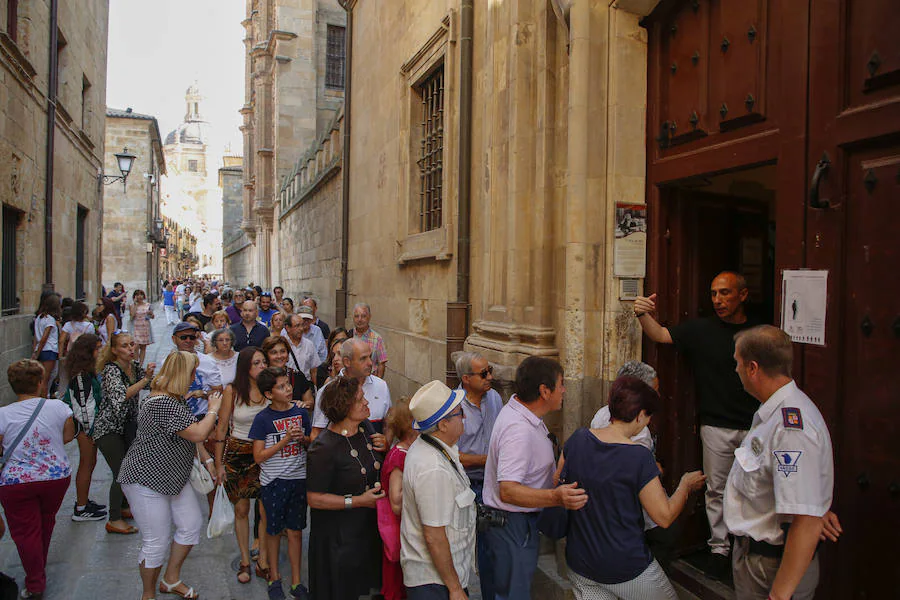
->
[634,293,673,344]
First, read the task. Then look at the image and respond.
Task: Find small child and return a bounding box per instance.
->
[250,367,312,600]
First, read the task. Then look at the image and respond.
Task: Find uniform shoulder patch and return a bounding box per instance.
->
[773,450,802,477]
[782,407,804,430]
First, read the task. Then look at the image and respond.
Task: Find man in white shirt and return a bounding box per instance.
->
[402,380,476,600]
[298,306,327,364]
[281,313,318,385]
[311,338,391,438]
[725,325,841,600]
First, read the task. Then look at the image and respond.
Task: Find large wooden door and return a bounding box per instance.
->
[806,1,900,597]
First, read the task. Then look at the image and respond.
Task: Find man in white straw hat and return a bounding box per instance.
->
[401,380,477,600]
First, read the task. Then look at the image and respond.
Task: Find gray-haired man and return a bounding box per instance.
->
[455,352,503,600]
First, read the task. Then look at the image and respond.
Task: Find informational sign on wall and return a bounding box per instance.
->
[781,270,828,346]
[614,203,647,278]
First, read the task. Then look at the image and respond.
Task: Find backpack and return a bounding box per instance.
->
[61,373,102,436]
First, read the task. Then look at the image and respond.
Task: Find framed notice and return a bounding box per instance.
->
[781,270,828,346]
[614,203,647,278]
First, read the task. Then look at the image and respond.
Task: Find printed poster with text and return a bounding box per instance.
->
[781,270,828,346]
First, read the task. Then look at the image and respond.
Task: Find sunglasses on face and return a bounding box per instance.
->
[177,334,197,341]
[443,409,464,421]
[468,366,494,379]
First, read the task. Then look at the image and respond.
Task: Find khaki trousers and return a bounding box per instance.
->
[732,537,819,600]
[699,425,748,555]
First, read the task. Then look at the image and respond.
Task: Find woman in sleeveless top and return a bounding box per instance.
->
[129,290,155,365]
[213,347,271,583]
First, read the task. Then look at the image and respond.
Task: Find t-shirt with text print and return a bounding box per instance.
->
[248,405,312,485]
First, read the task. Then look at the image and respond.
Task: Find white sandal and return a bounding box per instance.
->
[158,579,198,600]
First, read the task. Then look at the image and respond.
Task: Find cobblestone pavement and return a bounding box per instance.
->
[0,310,482,599]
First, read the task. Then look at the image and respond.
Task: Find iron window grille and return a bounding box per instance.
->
[417,66,444,233]
[326,25,346,90]
[2,206,21,316]
[75,206,87,301]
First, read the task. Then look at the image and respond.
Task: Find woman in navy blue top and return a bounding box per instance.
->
[559,377,706,599]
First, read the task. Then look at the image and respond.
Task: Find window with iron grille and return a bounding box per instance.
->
[417,66,444,232]
[326,25,346,90]
[2,206,21,316]
[188,159,198,172]
[75,206,87,300]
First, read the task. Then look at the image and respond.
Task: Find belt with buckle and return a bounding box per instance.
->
[743,537,785,559]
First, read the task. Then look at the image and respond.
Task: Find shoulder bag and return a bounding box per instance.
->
[0,399,47,474]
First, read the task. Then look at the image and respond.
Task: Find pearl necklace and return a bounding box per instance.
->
[340,425,381,490]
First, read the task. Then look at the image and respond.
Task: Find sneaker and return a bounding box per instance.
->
[72,505,107,522]
[267,581,285,600]
[289,584,310,600]
[86,499,107,511]
[20,590,43,599]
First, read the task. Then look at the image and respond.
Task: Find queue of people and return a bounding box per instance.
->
[0,276,838,600]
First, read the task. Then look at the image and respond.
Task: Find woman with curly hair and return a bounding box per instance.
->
[62,334,107,522]
[213,346,271,583]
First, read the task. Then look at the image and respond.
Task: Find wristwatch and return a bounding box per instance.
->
[344,494,353,509]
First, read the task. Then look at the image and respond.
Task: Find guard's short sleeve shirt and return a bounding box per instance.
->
[724,381,834,544]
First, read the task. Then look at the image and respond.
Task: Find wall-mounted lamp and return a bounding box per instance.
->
[99,147,137,191]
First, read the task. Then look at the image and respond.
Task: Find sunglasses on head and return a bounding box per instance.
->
[468,365,494,379]
[177,334,197,341]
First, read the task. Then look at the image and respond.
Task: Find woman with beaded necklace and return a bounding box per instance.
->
[307,376,386,599]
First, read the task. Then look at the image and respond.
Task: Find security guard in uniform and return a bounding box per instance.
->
[724,325,840,600]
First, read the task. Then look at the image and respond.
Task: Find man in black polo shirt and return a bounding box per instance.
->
[230,300,269,351]
[633,271,759,578]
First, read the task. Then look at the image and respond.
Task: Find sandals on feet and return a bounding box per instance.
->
[105,522,139,535]
[237,563,252,584]
[255,563,270,579]
[159,579,198,600]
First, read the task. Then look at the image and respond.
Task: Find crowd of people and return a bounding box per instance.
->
[0,273,840,600]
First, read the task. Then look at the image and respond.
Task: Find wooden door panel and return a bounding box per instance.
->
[808,0,900,597]
[708,0,767,130]
[659,1,710,146]
[846,0,900,107]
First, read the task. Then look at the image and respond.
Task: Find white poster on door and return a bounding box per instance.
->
[781,270,828,346]
[614,203,647,278]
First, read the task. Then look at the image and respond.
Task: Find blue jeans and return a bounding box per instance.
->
[471,481,495,600]
[407,584,469,599]
[482,511,540,600]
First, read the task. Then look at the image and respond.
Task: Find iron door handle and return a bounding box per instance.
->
[810,152,831,209]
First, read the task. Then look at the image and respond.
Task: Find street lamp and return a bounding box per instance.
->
[100,147,137,191]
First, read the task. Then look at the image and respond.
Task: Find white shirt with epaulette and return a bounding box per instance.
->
[724,380,834,545]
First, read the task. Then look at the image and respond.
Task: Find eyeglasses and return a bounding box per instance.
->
[467,366,494,379]
[442,408,464,421]
[177,334,197,341]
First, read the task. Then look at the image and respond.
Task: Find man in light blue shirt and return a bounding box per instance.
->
[455,351,503,600]
[297,305,327,364]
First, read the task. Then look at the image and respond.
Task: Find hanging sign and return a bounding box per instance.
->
[614,203,647,278]
[781,270,828,346]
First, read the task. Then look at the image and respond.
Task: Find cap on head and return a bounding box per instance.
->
[297,305,314,320]
[410,380,465,431]
[172,321,199,335]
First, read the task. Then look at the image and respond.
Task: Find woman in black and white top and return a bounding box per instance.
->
[119,350,222,600]
[94,332,155,534]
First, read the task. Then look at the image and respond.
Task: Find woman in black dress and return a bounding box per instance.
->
[307,376,386,599]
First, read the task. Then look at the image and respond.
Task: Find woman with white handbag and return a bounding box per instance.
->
[118,351,222,600]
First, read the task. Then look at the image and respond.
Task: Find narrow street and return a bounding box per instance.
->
[0,313,290,599]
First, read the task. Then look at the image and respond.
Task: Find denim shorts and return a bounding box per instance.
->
[37,350,59,362]
[260,478,307,535]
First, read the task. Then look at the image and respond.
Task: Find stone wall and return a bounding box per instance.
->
[277,112,343,332]
[0,0,109,401]
[102,113,165,298]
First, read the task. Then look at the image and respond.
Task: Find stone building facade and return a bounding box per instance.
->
[102,108,166,300]
[229,0,346,290]
[160,216,198,282]
[220,155,252,286]
[277,110,343,329]
[162,84,221,277]
[0,0,109,402]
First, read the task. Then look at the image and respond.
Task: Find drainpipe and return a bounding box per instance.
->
[43,0,59,289]
[336,0,353,327]
[446,0,474,387]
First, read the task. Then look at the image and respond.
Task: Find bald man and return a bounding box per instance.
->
[634,271,762,578]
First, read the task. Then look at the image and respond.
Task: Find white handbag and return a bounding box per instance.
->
[189,457,215,494]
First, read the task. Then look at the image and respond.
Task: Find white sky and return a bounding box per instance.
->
[106,0,245,177]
